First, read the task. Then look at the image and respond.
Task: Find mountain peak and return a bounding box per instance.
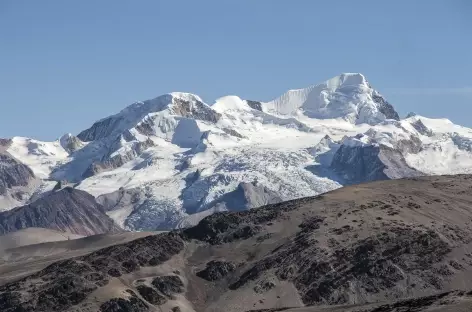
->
[263,73,399,125]
[77,92,217,142]
[0,187,121,235]
[325,72,369,90]
[77,73,397,143]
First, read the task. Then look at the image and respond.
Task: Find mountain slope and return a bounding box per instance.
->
[3,175,472,311]
[0,187,122,235]
[0,140,40,210]
[4,73,472,230]
[0,228,83,251]
[264,73,399,124]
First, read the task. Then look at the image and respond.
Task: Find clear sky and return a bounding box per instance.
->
[1,0,471,140]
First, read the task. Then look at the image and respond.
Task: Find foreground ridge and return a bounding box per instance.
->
[2,175,472,311]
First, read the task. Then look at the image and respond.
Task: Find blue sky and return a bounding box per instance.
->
[1,0,471,140]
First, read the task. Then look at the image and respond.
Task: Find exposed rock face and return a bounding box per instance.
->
[196,260,236,281]
[59,133,85,154]
[0,232,184,312]
[97,187,147,212]
[183,197,304,244]
[396,135,423,154]
[411,119,433,136]
[51,180,69,191]
[77,115,124,142]
[0,188,121,235]
[372,91,400,121]
[232,225,451,305]
[100,292,148,312]
[151,275,184,298]
[307,135,341,167]
[82,138,155,178]
[0,153,38,208]
[0,154,36,196]
[0,138,12,149]
[77,93,219,144]
[330,144,421,185]
[253,278,276,294]
[245,291,472,312]
[212,181,282,212]
[183,175,472,309]
[451,133,472,152]
[171,98,221,123]
[246,100,263,111]
[136,284,167,305]
[135,117,156,136]
[222,128,245,139]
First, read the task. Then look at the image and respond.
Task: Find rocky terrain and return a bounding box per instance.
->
[0,187,122,236]
[0,141,40,209]
[2,175,472,311]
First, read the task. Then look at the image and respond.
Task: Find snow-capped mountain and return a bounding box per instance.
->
[3,73,472,230]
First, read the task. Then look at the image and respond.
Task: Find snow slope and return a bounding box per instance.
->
[2,73,472,230]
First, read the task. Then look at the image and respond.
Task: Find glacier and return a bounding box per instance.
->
[2,73,472,230]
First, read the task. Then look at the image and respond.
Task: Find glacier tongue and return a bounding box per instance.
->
[4,73,472,231]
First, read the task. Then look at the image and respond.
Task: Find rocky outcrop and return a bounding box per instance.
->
[0,153,36,197]
[0,187,122,235]
[244,290,472,312]
[82,138,155,178]
[411,119,433,136]
[59,133,84,154]
[0,232,184,312]
[97,187,147,212]
[77,115,124,142]
[231,225,451,305]
[0,153,38,208]
[0,138,12,150]
[197,260,236,281]
[451,132,472,152]
[136,284,167,305]
[183,197,305,244]
[330,143,421,185]
[211,181,282,212]
[308,135,341,166]
[246,100,263,111]
[396,135,423,154]
[372,91,400,121]
[151,275,184,298]
[171,98,221,123]
[100,291,148,312]
[222,128,245,139]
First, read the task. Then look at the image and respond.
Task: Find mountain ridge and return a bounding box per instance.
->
[0,187,122,236]
[3,73,472,230]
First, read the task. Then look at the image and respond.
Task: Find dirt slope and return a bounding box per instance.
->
[3,175,472,311]
[0,187,122,235]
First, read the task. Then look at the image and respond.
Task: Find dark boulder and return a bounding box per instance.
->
[196,260,236,281]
